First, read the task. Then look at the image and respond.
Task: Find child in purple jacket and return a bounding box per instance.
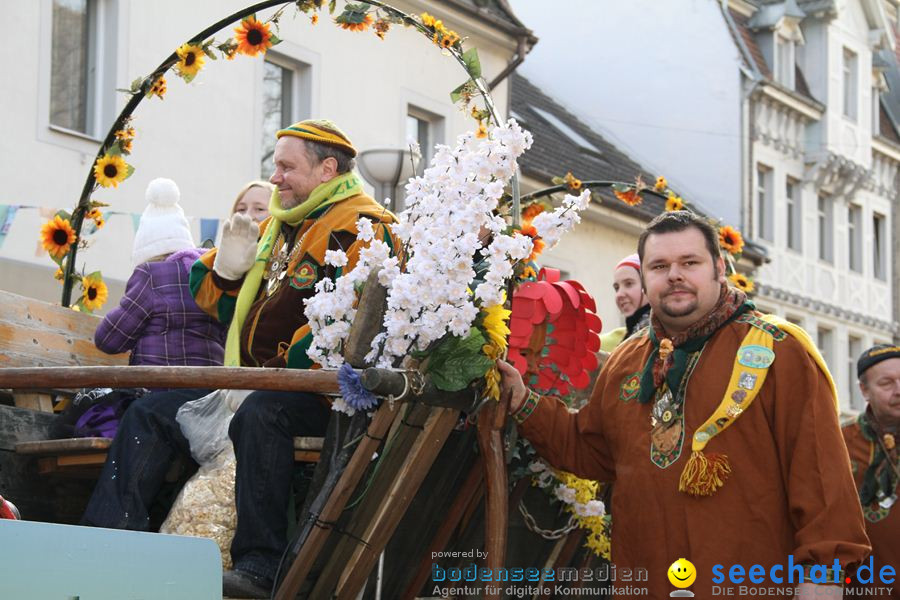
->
[95,178,226,366]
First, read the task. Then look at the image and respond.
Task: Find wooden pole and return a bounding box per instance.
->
[477,395,510,599]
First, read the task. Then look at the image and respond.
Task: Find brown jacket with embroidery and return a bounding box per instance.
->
[190,192,397,369]
[843,419,898,598]
[519,312,870,599]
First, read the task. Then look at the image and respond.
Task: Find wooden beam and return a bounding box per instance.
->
[333,407,459,600]
[476,397,509,599]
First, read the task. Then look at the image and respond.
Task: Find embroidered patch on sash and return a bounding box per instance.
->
[619,372,641,403]
[738,372,757,390]
[864,503,890,523]
[290,260,318,290]
[650,351,702,469]
[738,345,775,369]
[736,313,787,341]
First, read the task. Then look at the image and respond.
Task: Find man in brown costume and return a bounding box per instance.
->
[843,344,900,598]
[498,211,870,599]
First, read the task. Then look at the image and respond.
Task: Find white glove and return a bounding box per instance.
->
[213,213,259,280]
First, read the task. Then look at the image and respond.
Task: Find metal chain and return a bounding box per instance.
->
[517,500,578,540]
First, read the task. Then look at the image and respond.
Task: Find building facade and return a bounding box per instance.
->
[0,0,533,305]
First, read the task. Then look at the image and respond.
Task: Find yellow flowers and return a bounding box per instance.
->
[175,43,205,80]
[421,12,460,48]
[81,275,109,312]
[564,171,582,191]
[338,13,373,31]
[475,122,488,138]
[718,225,745,255]
[40,215,77,259]
[665,193,684,212]
[480,301,511,402]
[234,16,274,57]
[86,208,105,230]
[728,272,755,294]
[93,154,130,188]
[147,75,166,99]
[114,127,135,155]
[654,175,668,191]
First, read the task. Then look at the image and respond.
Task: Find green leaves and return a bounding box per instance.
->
[450,80,476,104]
[425,328,494,392]
[462,48,481,79]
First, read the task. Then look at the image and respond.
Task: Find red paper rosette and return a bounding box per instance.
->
[508,268,602,396]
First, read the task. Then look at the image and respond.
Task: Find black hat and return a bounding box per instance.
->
[857,344,900,378]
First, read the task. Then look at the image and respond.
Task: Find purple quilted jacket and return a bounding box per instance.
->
[95,248,226,366]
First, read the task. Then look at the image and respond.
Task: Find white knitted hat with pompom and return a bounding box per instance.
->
[132,178,195,265]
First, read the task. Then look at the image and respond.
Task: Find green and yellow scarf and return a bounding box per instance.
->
[223,171,364,366]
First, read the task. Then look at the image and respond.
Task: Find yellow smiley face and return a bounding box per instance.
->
[667,558,696,588]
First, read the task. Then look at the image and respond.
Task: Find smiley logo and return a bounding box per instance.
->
[667,558,696,588]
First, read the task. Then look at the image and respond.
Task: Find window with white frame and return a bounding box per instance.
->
[406,106,444,172]
[50,0,101,135]
[260,55,311,179]
[786,177,801,251]
[873,212,886,280]
[775,34,795,89]
[848,335,864,410]
[818,194,833,263]
[756,165,773,242]
[843,48,858,120]
[848,203,862,272]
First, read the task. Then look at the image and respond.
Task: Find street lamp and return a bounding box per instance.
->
[357,148,418,212]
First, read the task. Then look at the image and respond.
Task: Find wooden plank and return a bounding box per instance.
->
[56,453,108,467]
[0,322,127,368]
[275,404,398,600]
[12,393,54,412]
[16,437,111,455]
[476,397,509,598]
[0,405,57,451]
[0,366,343,394]
[333,407,459,600]
[292,450,321,463]
[307,403,433,599]
[293,436,324,450]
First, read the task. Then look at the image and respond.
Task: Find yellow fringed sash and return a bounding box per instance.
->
[678,314,838,496]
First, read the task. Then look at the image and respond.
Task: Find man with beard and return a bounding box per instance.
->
[497,211,869,599]
[843,345,900,599]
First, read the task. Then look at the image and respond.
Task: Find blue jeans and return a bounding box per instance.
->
[82,388,330,582]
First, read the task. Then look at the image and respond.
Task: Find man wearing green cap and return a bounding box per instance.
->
[843,344,900,598]
[81,119,398,598]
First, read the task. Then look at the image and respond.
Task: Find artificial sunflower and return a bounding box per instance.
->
[81,275,109,312]
[114,127,135,141]
[54,268,65,282]
[665,194,684,212]
[374,19,390,40]
[519,265,538,281]
[120,139,133,154]
[175,43,206,79]
[439,32,460,49]
[728,272,754,294]
[310,13,319,25]
[481,301,511,350]
[564,171,582,191]
[147,75,166,99]
[654,175,668,191]
[234,16,274,57]
[421,12,436,27]
[718,225,744,255]
[475,123,488,138]
[614,188,642,206]
[338,13,373,31]
[93,154,129,188]
[40,215,77,259]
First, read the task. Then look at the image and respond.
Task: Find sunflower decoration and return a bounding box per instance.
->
[518,220,546,263]
[613,185,642,207]
[336,3,374,31]
[174,43,206,82]
[728,272,755,294]
[40,215,77,260]
[665,193,684,212]
[234,15,277,57]
[93,153,131,188]
[80,274,109,313]
[475,122,488,139]
[54,267,65,282]
[718,225,745,256]
[522,202,547,221]
[654,175,668,191]
[86,208,105,230]
[114,126,135,154]
[564,171,582,191]
[374,19,390,40]
[147,75,167,99]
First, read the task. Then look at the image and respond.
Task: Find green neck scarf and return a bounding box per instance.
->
[637,286,752,405]
[858,408,899,507]
[223,171,364,366]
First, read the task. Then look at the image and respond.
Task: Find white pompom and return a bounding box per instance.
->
[145,177,180,207]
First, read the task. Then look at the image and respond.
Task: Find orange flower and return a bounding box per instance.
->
[476,123,488,138]
[522,203,545,221]
[234,16,274,57]
[719,225,744,255]
[614,188,642,206]
[519,221,546,262]
[311,14,319,25]
[40,215,77,259]
[564,171,582,191]
[339,14,373,31]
